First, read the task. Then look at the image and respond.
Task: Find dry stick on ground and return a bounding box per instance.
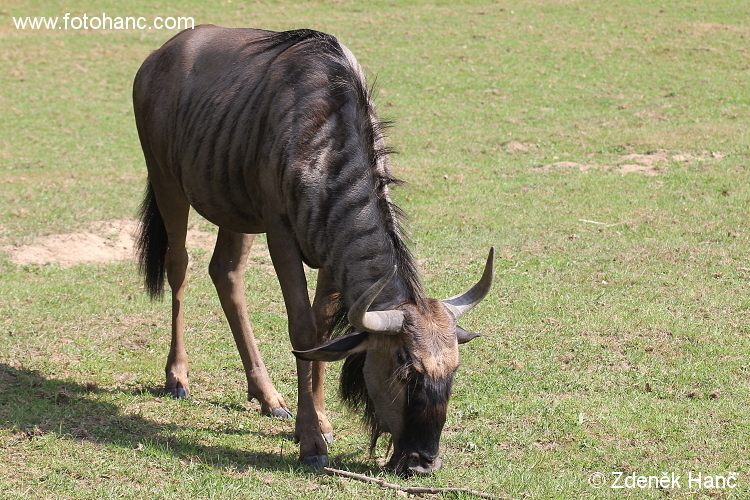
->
[323,467,500,499]
[578,218,628,228]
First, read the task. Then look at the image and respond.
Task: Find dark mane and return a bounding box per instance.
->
[351,59,425,307]
[322,44,425,338]
[265,33,425,309]
[260,31,425,312]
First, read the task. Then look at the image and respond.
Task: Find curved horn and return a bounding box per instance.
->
[442,247,495,320]
[348,266,405,334]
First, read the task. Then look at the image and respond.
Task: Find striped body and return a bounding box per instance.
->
[133,26,410,309]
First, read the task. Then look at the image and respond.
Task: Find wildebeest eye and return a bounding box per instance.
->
[396,349,410,366]
[394,349,413,381]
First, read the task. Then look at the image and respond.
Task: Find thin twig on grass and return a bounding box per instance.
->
[578,218,628,228]
[579,218,608,225]
[323,466,500,499]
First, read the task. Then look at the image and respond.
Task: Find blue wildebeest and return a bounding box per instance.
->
[133,25,493,475]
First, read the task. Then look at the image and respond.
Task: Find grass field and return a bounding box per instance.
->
[1,1,749,498]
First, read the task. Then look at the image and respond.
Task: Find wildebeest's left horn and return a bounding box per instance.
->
[348,266,404,334]
[442,247,495,320]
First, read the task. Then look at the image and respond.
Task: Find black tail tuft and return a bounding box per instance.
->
[136,183,168,299]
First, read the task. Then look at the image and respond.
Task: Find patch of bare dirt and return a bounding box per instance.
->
[500,140,537,153]
[634,109,668,122]
[535,161,596,173]
[617,163,660,176]
[2,220,216,267]
[536,150,724,176]
[619,150,670,166]
[689,22,748,35]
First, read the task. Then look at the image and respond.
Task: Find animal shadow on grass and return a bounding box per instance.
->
[0,363,375,475]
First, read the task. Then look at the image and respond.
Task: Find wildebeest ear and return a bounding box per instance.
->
[456,325,481,345]
[292,331,370,361]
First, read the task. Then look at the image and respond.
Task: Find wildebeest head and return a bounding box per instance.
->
[294,248,494,476]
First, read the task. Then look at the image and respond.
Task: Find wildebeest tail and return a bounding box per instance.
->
[136,182,168,299]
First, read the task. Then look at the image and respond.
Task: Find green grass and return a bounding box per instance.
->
[2,0,750,498]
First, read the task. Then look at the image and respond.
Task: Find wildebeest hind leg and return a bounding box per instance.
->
[209,228,292,418]
[151,182,191,399]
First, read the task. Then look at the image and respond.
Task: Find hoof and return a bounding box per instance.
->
[322,432,334,444]
[167,386,189,399]
[301,454,329,469]
[269,407,293,419]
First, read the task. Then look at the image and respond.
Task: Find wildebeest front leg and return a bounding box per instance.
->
[266,224,328,467]
[209,228,292,418]
[312,269,337,443]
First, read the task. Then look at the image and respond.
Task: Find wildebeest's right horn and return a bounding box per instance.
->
[442,247,495,320]
[348,266,404,334]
